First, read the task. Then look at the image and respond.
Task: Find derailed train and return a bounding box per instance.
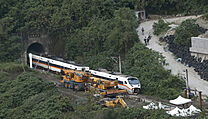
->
[28,53,141,94]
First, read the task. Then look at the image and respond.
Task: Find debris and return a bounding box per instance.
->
[143,102,158,110]
[143,102,166,110]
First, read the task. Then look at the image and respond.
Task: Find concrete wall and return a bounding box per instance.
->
[190,37,208,60]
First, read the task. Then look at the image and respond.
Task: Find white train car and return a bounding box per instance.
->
[28,53,89,72]
[89,70,141,94]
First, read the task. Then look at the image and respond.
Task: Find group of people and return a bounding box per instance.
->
[142,27,151,45]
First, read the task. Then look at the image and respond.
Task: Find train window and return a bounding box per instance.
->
[124,81,127,84]
[118,81,123,84]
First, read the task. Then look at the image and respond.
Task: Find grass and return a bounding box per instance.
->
[0,62,29,72]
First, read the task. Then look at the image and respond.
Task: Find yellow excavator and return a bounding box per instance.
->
[100,96,128,108]
[60,69,91,91]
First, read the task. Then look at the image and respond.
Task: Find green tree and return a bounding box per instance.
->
[125,42,185,99]
[0,32,21,62]
[105,8,138,56]
[153,19,169,36]
[174,19,201,46]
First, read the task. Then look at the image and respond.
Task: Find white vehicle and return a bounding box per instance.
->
[89,70,141,94]
[28,53,89,72]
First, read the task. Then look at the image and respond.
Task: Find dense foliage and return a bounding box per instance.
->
[125,42,185,99]
[65,7,138,70]
[202,13,208,20]
[0,32,22,62]
[174,19,202,46]
[153,19,169,36]
[0,72,73,119]
[1,0,208,62]
[1,0,208,118]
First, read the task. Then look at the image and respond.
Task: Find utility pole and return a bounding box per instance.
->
[185,69,189,88]
[111,56,122,74]
[185,69,190,98]
[199,91,202,109]
[119,55,121,74]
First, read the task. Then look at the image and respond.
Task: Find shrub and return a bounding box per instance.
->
[202,13,208,20]
[153,19,169,36]
[0,71,9,83]
[0,62,29,73]
[174,19,201,46]
[0,72,73,119]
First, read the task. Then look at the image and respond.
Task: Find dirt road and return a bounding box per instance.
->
[137,16,208,96]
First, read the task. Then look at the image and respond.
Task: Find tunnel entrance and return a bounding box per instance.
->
[27,42,44,54]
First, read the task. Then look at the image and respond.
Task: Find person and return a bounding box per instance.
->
[148,33,151,40]
[162,57,166,65]
[141,27,144,35]
[144,37,147,45]
[147,33,151,45]
[146,38,149,45]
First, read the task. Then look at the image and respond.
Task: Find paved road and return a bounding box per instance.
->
[137,16,208,96]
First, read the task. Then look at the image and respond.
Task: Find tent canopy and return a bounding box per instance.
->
[169,96,191,105]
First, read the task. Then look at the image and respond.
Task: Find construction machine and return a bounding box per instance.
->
[100,96,128,108]
[89,77,127,97]
[60,69,91,91]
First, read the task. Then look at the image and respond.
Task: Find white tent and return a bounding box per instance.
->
[169,96,191,105]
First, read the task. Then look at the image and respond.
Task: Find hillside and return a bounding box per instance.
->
[0,63,182,119]
[1,0,208,118]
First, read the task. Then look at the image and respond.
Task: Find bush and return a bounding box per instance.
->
[0,71,9,83]
[0,62,29,73]
[174,19,201,46]
[202,13,208,20]
[0,72,73,119]
[153,19,169,36]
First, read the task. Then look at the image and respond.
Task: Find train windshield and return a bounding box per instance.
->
[128,78,139,84]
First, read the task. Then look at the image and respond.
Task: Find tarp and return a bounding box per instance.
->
[185,105,201,115]
[143,102,158,110]
[169,96,191,105]
[166,107,182,116]
[166,105,201,117]
[143,102,166,110]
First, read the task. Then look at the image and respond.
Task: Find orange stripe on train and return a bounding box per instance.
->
[118,84,133,91]
[32,61,62,70]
